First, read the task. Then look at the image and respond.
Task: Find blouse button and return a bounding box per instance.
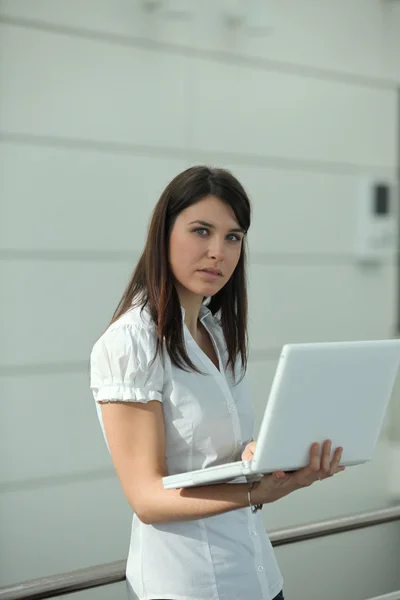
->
[257,566,264,573]
[228,405,236,412]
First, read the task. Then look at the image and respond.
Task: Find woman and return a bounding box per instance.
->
[90,166,344,600]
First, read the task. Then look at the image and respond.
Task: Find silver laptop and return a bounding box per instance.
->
[162,339,400,490]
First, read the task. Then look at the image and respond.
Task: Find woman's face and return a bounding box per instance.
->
[169,195,245,300]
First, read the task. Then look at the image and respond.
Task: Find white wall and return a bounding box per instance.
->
[1,1,400,598]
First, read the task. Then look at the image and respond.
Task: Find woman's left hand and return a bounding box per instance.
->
[241,439,345,483]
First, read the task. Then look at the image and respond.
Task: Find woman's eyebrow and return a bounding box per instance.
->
[188,220,245,233]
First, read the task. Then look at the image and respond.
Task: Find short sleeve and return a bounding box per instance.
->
[89,324,164,403]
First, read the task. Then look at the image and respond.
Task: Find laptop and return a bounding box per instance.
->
[162,339,400,490]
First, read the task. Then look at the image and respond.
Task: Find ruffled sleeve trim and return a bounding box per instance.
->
[95,385,163,403]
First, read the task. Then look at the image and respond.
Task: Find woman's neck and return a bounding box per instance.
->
[176,287,204,339]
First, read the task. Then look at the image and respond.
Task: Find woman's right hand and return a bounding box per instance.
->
[251,440,345,505]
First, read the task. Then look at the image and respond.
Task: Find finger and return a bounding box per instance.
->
[308,442,321,474]
[329,446,343,474]
[320,440,332,475]
[297,443,320,481]
[242,441,256,461]
[247,441,256,454]
[241,448,251,460]
[243,441,256,459]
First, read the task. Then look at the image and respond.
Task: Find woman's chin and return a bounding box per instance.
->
[175,277,223,298]
[186,284,220,298]
[199,282,222,295]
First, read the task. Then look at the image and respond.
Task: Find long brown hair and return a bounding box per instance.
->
[110,166,251,379]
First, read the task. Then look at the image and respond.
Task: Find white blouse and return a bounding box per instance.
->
[90,303,283,600]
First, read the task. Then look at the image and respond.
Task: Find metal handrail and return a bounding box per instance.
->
[1,505,399,600]
[269,504,400,545]
[367,594,400,600]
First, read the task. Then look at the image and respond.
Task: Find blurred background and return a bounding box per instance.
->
[1,1,400,599]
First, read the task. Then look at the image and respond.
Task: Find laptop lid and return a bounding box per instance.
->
[251,339,400,474]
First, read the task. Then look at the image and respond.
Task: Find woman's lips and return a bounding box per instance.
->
[198,269,221,280]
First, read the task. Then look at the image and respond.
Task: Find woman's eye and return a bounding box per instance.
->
[193,228,242,242]
[227,234,242,242]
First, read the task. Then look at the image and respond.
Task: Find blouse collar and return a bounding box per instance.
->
[180,303,212,324]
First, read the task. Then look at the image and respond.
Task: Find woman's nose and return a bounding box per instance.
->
[207,238,225,260]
